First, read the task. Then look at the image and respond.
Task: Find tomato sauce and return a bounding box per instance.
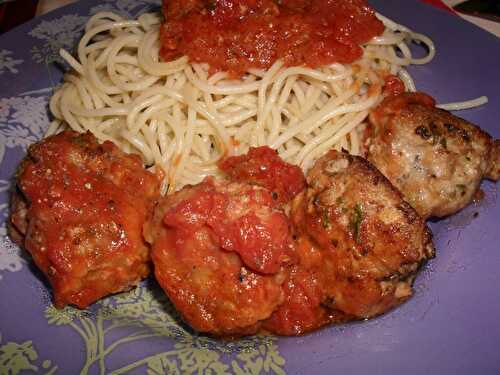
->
[218,146,306,204]
[383,75,406,97]
[160,0,384,76]
[18,131,159,308]
[263,237,331,335]
[162,177,295,274]
[371,91,436,124]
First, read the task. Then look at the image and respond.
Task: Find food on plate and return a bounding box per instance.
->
[218,146,306,204]
[9,131,160,308]
[7,0,496,339]
[160,0,384,76]
[264,150,435,335]
[146,147,434,336]
[50,0,436,192]
[144,177,296,336]
[488,140,500,180]
[364,92,499,218]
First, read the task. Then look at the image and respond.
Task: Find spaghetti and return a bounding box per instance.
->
[49,10,440,193]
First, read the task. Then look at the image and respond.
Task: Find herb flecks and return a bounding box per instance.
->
[415,126,431,140]
[71,135,88,147]
[429,122,442,146]
[350,203,364,243]
[322,209,330,229]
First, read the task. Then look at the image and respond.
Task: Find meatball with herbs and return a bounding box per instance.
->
[365,92,499,218]
[269,150,435,325]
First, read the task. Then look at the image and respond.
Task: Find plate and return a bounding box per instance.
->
[0,1,499,374]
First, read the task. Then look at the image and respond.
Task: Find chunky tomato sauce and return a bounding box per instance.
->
[383,75,406,97]
[218,146,306,203]
[263,239,330,335]
[160,0,384,76]
[162,177,294,274]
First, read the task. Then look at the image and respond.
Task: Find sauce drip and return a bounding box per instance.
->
[160,0,384,76]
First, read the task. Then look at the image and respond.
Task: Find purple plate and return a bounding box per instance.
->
[0,1,498,374]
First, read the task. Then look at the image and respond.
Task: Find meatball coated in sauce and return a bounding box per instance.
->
[145,177,295,336]
[9,131,160,308]
[365,92,499,219]
[264,151,434,333]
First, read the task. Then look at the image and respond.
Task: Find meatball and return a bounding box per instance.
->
[9,131,160,308]
[487,139,500,181]
[267,150,434,325]
[365,92,499,218]
[145,177,295,336]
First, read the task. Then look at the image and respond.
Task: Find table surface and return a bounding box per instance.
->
[444,0,500,37]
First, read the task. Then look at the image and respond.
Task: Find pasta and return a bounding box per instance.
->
[49,11,440,193]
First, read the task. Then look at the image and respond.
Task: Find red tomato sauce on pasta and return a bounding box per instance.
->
[160,0,384,76]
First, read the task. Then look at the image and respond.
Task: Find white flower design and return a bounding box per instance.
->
[0,200,26,280]
[0,0,161,282]
[29,14,87,64]
[0,95,50,153]
[28,0,160,66]
[90,0,160,18]
[0,94,48,280]
[0,49,23,75]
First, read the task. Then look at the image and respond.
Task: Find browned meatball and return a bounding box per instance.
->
[144,177,295,336]
[487,139,500,181]
[9,131,160,308]
[365,92,499,219]
[288,150,434,320]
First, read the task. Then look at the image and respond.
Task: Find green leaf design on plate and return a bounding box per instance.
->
[232,341,286,375]
[0,334,58,375]
[146,355,180,375]
[43,282,286,374]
